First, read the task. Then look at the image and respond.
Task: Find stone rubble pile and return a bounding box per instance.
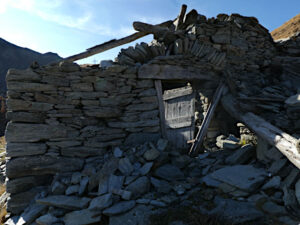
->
[116,11,300,136]
[5,136,300,225]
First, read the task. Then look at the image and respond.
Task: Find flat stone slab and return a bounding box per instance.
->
[6,143,47,157]
[207,196,264,224]
[109,205,153,225]
[89,193,113,211]
[209,165,267,192]
[63,208,102,225]
[36,195,91,210]
[103,201,136,216]
[154,164,184,181]
[5,122,67,142]
[6,156,84,178]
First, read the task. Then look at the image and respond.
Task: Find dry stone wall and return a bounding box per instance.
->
[4,11,300,221]
[5,62,161,213]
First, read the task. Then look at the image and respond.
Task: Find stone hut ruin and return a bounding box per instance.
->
[3,5,300,225]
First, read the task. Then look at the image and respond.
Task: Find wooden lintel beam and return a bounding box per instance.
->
[138,64,219,81]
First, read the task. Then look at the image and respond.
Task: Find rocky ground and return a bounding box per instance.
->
[4,133,300,225]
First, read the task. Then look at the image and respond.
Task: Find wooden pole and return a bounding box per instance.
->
[64,32,149,62]
[155,80,167,139]
[221,94,300,170]
[64,20,173,62]
[189,82,226,155]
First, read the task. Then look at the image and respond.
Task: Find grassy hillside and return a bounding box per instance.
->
[271,14,300,40]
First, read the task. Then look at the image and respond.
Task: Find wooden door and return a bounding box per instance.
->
[163,86,195,148]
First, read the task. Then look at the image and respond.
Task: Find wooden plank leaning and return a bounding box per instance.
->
[154,80,167,139]
[221,94,300,170]
[189,82,226,155]
[64,20,173,62]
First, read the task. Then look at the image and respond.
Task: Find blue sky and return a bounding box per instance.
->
[0,0,299,64]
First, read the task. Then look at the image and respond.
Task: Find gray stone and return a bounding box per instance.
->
[7,82,56,92]
[103,200,136,216]
[108,175,125,193]
[65,185,79,195]
[143,148,160,161]
[6,175,51,194]
[78,176,89,196]
[285,94,300,106]
[46,141,82,148]
[295,179,300,205]
[268,158,287,175]
[85,107,121,118]
[36,214,59,225]
[154,164,184,181]
[172,155,191,169]
[212,33,230,44]
[63,208,102,225]
[88,158,119,191]
[109,204,153,225]
[118,158,134,176]
[136,198,151,204]
[126,176,150,199]
[7,68,41,81]
[59,61,80,72]
[7,186,47,214]
[71,172,82,184]
[262,176,281,190]
[6,123,67,143]
[94,79,115,91]
[149,200,167,207]
[256,137,270,162]
[17,204,47,224]
[138,88,156,97]
[225,144,254,165]
[6,156,84,178]
[207,196,263,224]
[262,201,287,215]
[100,60,113,68]
[150,177,172,193]
[139,162,153,176]
[108,119,159,128]
[209,165,267,192]
[36,195,91,210]
[170,221,187,225]
[264,147,283,161]
[7,99,53,112]
[98,176,109,195]
[7,111,46,123]
[283,186,299,210]
[113,147,123,158]
[51,181,66,195]
[156,139,168,151]
[124,133,161,146]
[89,193,113,211]
[61,146,106,158]
[282,167,299,188]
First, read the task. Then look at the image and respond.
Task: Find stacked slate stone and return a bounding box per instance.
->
[6,138,300,225]
[3,9,300,224]
[5,61,161,214]
[116,12,299,135]
[276,32,300,56]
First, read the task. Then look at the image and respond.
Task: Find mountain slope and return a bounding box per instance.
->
[0,38,62,95]
[271,14,300,40]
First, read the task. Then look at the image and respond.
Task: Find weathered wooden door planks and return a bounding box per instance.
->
[163,86,195,148]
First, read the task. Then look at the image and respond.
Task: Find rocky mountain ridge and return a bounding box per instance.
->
[0,38,61,95]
